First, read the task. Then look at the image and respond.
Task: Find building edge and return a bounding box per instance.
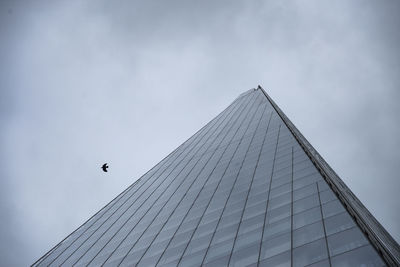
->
[257,85,400,266]
[31,98,239,266]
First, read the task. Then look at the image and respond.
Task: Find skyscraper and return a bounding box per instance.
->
[33,87,399,266]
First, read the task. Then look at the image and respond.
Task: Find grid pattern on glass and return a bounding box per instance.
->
[68,91,262,266]
[33,89,386,267]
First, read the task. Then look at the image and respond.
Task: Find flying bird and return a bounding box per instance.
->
[102,163,109,172]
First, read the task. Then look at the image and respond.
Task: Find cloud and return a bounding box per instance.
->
[1,0,399,265]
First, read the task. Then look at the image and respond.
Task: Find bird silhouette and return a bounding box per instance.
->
[102,163,109,172]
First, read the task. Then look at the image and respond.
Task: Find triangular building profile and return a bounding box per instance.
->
[33,87,400,266]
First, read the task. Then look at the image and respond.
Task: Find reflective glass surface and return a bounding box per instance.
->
[33,89,386,266]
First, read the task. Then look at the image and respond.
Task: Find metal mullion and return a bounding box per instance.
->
[59,92,243,266]
[256,124,281,266]
[316,182,332,266]
[94,92,257,266]
[199,101,268,266]
[132,93,262,266]
[226,109,273,265]
[291,147,294,267]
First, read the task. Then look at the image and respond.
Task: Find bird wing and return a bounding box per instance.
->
[101,163,108,172]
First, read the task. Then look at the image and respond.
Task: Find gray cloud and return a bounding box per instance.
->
[1,0,399,265]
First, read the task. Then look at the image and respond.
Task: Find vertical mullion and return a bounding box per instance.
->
[290,146,294,267]
[257,124,281,266]
[316,182,332,266]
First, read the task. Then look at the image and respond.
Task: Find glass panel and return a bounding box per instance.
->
[266,203,291,224]
[327,227,369,256]
[260,232,291,260]
[293,220,324,248]
[324,212,355,236]
[293,183,317,201]
[292,238,328,267]
[317,180,330,192]
[178,248,207,267]
[203,255,230,267]
[204,238,233,264]
[330,245,385,267]
[238,213,264,235]
[268,192,292,210]
[184,232,212,255]
[322,200,345,218]
[269,183,291,199]
[293,207,321,229]
[263,217,291,241]
[319,189,337,204]
[234,227,262,251]
[229,243,260,267]
[259,250,291,267]
[306,259,330,267]
[293,193,319,214]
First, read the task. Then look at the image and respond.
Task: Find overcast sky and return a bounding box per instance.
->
[1,0,399,266]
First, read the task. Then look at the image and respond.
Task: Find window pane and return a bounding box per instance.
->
[260,232,291,260]
[238,213,264,235]
[178,248,207,267]
[268,192,292,210]
[330,245,385,267]
[229,243,260,267]
[204,238,233,264]
[293,194,319,214]
[259,250,291,267]
[319,189,337,204]
[203,254,230,267]
[292,238,328,267]
[324,212,355,236]
[234,227,262,251]
[293,220,324,248]
[293,183,317,201]
[266,203,291,224]
[293,207,321,229]
[327,227,369,256]
[212,223,238,244]
[263,217,291,241]
[269,183,291,199]
[306,259,330,267]
[322,200,345,218]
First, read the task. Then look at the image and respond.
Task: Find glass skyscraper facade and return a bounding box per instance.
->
[33,88,399,266]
